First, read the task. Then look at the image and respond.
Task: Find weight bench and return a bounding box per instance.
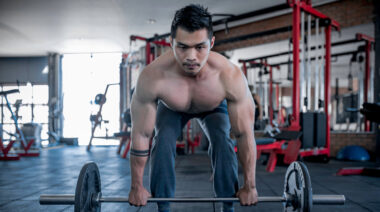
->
[235,131,302,172]
[255,137,285,173]
[260,131,302,172]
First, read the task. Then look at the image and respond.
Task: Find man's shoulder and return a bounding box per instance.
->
[208,52,246,101]
[209,51,231,69]
[136,51,176,97]
[142,51,175,77]
[135,62,164,102]
[209,51,240,80]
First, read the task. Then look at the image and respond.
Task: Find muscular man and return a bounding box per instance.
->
[128,4,258,212]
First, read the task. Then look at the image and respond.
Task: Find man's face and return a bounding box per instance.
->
[171,27,215,76]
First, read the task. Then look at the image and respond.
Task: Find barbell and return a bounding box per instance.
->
[39,161,345,212]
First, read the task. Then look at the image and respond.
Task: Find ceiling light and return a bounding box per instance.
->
[147,18,156,24]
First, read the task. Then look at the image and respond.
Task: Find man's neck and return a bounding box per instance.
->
[174,62,208,80]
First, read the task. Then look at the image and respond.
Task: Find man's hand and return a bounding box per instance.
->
[236,186,258,206]
[128,186,151,206]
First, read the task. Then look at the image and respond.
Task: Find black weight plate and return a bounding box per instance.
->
[75,162,102,212]
[283,161,312,212]
[95,94,106,105]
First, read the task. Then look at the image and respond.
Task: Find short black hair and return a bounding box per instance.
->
[171,4,213,40]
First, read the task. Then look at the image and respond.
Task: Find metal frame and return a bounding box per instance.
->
[239,38,364,64]
[212,3,289,26]
[0,138,20,160]
[87,83,119,151]
[242,35,373,134]
[240,61,279,126]
[130,35,171,65]
[240,0,341,159]
[0,89,40,157]
[288,0,340,157]
[356,33,374,131]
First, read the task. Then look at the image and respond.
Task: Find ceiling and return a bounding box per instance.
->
[0,0,332,57]
[0,0,375,89]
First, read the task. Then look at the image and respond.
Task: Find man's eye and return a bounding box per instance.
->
[196,46,205,50]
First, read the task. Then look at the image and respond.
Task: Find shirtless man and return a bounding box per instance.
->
[128,4,258,212]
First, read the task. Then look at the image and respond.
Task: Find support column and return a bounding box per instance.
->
[324,25,332,157]
[269,66,273,125]
[364,40,372,131]
[374,0,380,164]
[48,53,63,144]
[119,54,128,131]
[146,42,151,65]
[242,62,247,76]
[291,1,301,130]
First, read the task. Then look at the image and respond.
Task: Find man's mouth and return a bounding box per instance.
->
[184,63,199,69]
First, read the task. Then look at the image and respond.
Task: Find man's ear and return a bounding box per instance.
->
[210,36,215,49]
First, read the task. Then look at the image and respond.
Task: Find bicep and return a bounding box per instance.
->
[228,97,255,137]
[225,66,255,136]
[130,67,158,139]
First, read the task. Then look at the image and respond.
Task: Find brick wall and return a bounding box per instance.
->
[254,131,265,138]
[214,0,375,52]
[330,132,376,157]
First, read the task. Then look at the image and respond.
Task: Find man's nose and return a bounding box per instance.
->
[185,48,196,62]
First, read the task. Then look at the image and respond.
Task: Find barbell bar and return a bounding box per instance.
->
[40,194,345,204]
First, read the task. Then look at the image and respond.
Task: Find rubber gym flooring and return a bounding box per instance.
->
[0,146,379,212]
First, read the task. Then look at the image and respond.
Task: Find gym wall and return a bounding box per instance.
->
[0,57,48,85]
[214,0,374,52]
[330,132,376,158]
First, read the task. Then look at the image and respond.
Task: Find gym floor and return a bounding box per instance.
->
[0,146,379,212]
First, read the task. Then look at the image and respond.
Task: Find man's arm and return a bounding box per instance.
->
[225,65,257,205]
[128,70,157,206]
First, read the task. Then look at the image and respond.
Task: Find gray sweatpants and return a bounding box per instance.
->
[150,100,239,212]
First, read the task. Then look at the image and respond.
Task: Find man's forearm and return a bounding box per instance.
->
[130,134,151,188]
[236,134,257,188]
[130,156,148,188]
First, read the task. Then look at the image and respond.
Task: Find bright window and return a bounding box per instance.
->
[62,53,121,146]
[0,84,49,141]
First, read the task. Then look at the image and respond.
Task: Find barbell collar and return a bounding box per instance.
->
[312,195,345,205]
[40,195,75,205]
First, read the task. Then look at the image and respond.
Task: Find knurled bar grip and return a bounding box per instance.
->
[39,194,345,205]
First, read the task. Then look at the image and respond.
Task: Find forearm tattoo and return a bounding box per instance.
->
[130,149,150,157]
